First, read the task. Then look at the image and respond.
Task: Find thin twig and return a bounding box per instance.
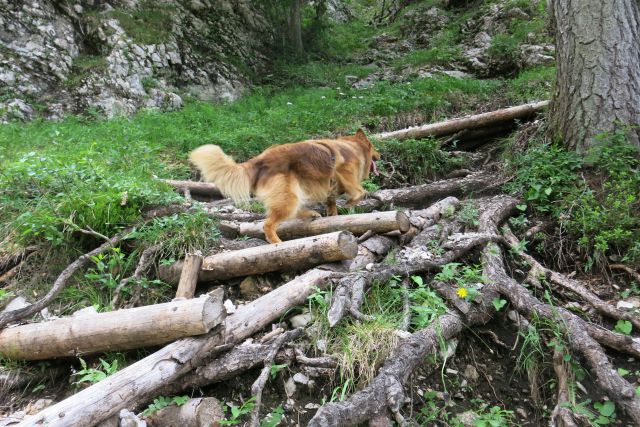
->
[248,328,304,427]
[111,244,161,308]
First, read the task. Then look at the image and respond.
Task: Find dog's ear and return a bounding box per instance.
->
[354,128,368,142]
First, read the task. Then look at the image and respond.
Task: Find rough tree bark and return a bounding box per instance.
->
[549,0,640,152]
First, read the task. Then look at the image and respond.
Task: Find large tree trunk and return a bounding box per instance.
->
[288,0,304,55]
[549,0,640,153]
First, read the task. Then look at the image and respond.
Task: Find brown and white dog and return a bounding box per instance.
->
[189,129,381,243]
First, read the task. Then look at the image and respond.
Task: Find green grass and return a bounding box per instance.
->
[109,3,174,45]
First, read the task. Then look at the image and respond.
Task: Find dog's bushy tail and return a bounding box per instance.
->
[189,145,252,204]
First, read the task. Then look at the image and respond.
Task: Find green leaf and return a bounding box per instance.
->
[411,275,424,286]
[614,320,632,335]
[516,204,527,211]
[594,400,615,417]
[172,395,189,406]
[617,368,629,377]
[492,298,507,311]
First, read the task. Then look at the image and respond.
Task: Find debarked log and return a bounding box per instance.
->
[0,292,224,361]
[165,231,356,283]
[220,211,410,241]
[18,268,338,427]
[160,179,222,198]
[372,101,549,141]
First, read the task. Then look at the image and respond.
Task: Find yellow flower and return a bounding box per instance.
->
[456,287,468,298]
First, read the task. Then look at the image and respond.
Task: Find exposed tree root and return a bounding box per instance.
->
[503,226,640,330]
[248,328,304,427]
[550,346,580,427]
[610,264,640,284]
[309,313,465,426]
[487,242,640,424]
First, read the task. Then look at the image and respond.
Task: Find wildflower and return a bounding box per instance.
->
[321,96,326,99]
[286,102,293,105]
[456,287,468,298]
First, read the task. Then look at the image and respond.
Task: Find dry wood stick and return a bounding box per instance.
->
[111,244,161,308]
[19,268,338,427]
[248,328,304,427]
[222,210,410,241]
[373,101,549,141]
[175,252,203,299]
[372,170,501,207]
[0,292,224,360]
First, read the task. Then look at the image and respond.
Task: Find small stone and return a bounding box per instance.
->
[26,399,55,415]
[304,403,320,410]
[239,276,261,299]
[284,377,296,397]
[457,410,477,427]
[72,306,99,317]
[223,299,237,314]
[464,364,479,381]
[316,339,327,352]
[293,372,309,385]
[445,368,458,375]
[119,408,146,427]
[3,296,30,312]
[289,312,312,328]
[617,298,640,310]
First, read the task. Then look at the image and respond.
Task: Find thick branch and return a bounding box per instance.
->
[373,101,549,141]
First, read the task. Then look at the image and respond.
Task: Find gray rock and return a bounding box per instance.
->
[293,372,309,385]
[25,399,55,415]
[290,312,312,328]
[2,296,30,313]
[119,409,146,427]
[464,364,479,381]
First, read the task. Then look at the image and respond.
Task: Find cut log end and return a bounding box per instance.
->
[337,231,358,259]
[396,211,410,233]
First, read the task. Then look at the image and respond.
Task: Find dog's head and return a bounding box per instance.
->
[349,128,381,176]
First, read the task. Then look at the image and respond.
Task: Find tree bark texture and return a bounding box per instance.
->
[549,0,640,152]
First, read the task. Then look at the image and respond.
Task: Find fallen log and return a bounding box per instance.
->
[0,292,224,361]
[160,179,222,198]
[220,211,410,241]
[194,231,356,282]
[19,268,338,427]
[372,170,501,207]
[372,101,549,141]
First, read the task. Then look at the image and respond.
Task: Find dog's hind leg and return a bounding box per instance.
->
[260,174,300,244]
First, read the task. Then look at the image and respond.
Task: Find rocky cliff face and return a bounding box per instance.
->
[0,0,272,121]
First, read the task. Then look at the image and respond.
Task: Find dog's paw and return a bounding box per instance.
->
[297,209,322,220]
